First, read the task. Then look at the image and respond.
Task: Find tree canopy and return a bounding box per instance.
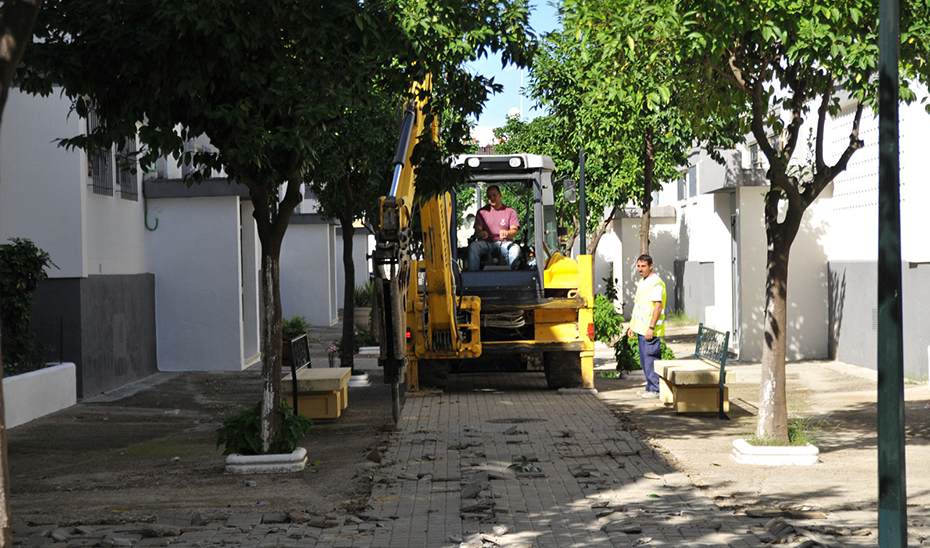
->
[528,0,736,254]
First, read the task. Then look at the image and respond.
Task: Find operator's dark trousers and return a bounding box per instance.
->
[638,335,662,393]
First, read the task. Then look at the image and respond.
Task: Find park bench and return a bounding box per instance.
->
[283,334,350,420]
[656,324,732,417]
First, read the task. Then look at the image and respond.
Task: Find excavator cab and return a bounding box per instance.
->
[453,154,559,305]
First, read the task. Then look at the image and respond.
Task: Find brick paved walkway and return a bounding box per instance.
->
[362,372,878,547]
[13,371,889,547]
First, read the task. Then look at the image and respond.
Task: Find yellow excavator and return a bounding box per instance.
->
[373,82,594,421]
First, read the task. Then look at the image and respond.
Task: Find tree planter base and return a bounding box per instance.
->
[731,439,819,466]
[225,448,308,474]
[348,373,370,387]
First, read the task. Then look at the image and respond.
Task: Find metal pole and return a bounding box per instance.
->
[579,148,587,255]
[877,0,906,543]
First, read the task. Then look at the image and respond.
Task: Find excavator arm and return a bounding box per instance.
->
[373,77,480,421]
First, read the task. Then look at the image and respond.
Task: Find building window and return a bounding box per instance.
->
[749,143,760,168]
[688,165,697,197]
[87,110,113,196]
[117,139,139,201]
[677,176,686,201]
[87,109,139,201]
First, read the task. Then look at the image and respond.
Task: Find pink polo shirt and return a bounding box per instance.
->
[474,205,519,242]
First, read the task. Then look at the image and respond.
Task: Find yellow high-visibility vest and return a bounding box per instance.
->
[630,274,666,337]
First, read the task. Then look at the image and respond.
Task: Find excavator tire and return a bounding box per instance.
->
[543,351,583,389]
[417,359,450,390]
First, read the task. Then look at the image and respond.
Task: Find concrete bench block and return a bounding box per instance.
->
[284,367,350,420]
[285,387,347,420]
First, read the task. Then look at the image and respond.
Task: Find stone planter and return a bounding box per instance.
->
[225,447,308,474]
[4,363,77,429]
[353,307,371,330]
[731,439,819,466]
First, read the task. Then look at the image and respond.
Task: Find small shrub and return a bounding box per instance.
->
[354,281,373,307]
[336,328,378,355]
[216,400,312,456]
[593,294,624,343]
[614,333,676,372]
[601,276,619,302]
[0,238,58,376]
[282,316,309,340]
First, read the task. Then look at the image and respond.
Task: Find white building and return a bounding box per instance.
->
[0,90,156,398]
[1,89,369,400]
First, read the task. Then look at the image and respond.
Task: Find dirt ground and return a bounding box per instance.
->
[7,367,399,526]
[7,329,930,529]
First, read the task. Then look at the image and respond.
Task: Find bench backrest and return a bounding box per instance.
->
[695,323,730,420]
[288,334,312,415]
[695,324,729,368]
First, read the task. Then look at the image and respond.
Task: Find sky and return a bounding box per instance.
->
[468,2,560,143]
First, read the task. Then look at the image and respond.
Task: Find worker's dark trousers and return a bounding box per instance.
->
[638,335,662,393]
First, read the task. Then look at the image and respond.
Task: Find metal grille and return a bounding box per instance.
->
[87,110,113,196]
[117,139,138,201]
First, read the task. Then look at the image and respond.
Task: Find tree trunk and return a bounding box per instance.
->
[638,128,655,255]
[340,217,356,373]
[248,172,302,454]
[259,250,283,454]
[757,231,790,441]
[0,1,44,540]
[0,333,11,548]
[0,0,44,129]
[588,206,618,256]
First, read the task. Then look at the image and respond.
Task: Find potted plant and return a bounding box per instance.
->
[353,281,373,330]
[281,316,309,371]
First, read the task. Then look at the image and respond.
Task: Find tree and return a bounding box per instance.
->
[0,1,44,543]
[305,88,397,372]
[528,0,732,256]
[18,0,534,452]
[678,0,930,440]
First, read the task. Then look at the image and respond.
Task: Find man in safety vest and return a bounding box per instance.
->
[627,254,666,399]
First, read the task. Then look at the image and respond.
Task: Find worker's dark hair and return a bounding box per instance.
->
[637,254,653,265]
[486,185,501,196]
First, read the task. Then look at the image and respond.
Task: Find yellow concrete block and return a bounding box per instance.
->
[672,385,729,413]
[285,387,347,420]
[659,377,675,404]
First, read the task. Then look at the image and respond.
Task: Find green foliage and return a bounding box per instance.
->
[282,316,309,341]
[527,0,738,248]
[354,281,374,308]
[593,295,623,343]
[614,333,675,372]
[0,238,58,376]
[746,417,833,447]
[216,400,312,456]
[337,328,378,355]
[602,276,619,302]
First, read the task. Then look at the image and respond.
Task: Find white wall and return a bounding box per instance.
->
[84,187,147,275]
[146,195,247,371]
[335,229,373,312]
[280,222,338,326]
[3,363,76,429]
[613,213,678,320]
[239,200,261,364]
[1,90,147,278]
[0,90,87,278]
